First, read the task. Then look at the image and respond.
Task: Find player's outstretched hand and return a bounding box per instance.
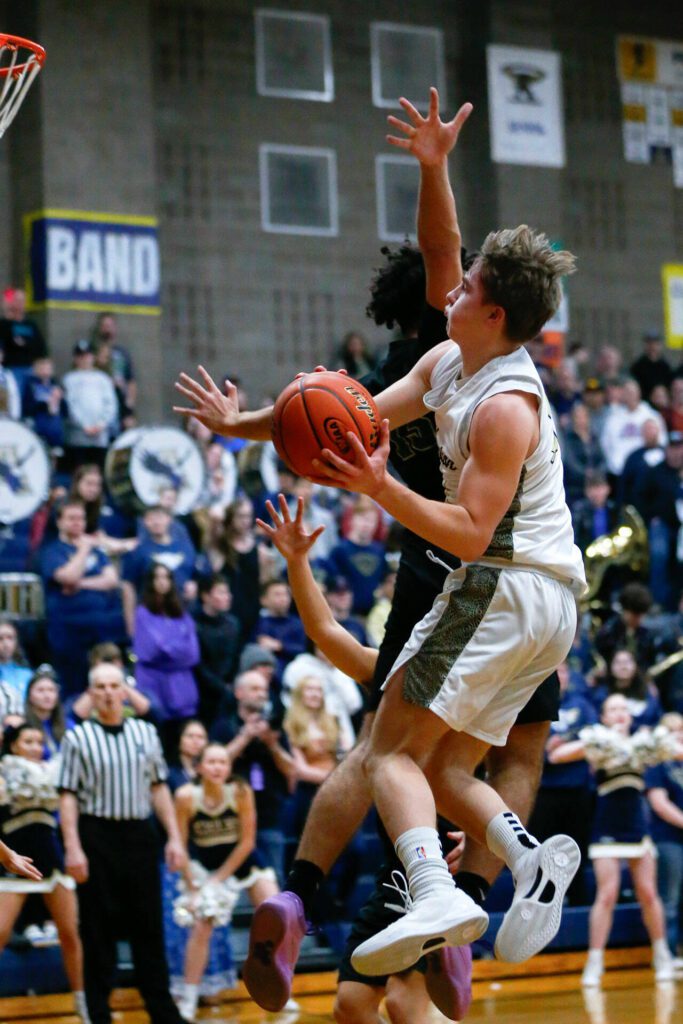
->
[256,494,325,561]
[313,419,391,499]
[0,841,43,881]
[387,87,473,166]
[173,365,241,436]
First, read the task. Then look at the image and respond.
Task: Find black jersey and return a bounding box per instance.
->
[188,782,242,871]
[359,303,455,585]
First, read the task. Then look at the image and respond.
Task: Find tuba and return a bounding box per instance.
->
[582,505,649,612]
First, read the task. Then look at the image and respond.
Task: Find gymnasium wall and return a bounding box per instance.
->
[2,0,683,420]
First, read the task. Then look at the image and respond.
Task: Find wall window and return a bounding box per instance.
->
[260,144,339,236]
[376,155,419,242]
[371,22,446,111]
[255,9,334,101]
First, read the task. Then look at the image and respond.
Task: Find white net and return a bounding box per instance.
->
[0,34,45,139]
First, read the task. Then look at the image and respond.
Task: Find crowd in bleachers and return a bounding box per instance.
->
[1,282,683,996]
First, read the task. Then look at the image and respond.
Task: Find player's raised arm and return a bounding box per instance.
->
[173,365,272,441]
[388,87,472,309]
[256,495,377,686]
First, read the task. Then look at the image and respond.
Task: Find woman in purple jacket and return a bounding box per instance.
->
[133,564,200,754]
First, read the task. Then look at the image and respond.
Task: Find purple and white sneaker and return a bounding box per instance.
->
[243,892,308,1012]
[425,943,473,1020]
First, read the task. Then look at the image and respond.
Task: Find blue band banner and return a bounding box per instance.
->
[25,209,161,315]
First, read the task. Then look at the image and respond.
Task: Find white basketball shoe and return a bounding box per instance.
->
[494,834,580,963]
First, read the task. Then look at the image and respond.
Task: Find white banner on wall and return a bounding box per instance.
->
[487,45,565,168]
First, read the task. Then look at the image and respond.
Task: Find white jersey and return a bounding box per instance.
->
[424,344,586,594]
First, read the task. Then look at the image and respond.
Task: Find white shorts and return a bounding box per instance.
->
[383,564,577,747]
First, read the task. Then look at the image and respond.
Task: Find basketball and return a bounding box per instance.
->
[271,371,380,479]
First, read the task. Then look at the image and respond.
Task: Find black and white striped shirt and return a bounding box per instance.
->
[58,718,168,820]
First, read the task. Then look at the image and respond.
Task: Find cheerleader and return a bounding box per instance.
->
[173,742,278,1022]
[549,693,683,987]
[0,724,88,1020]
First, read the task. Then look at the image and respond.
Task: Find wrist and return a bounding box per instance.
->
[373,471,394,504]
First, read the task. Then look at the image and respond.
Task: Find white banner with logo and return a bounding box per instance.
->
[487,45,565,167]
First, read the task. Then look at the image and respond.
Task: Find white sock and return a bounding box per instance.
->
[181,984,198,1013]
[485,810,539,873]
[394,827,455,904]
[586,948,603,967]
[653,938,671,963]
[74,992,91,1024]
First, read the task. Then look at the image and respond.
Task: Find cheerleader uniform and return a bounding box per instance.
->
[187,781,275,888]
[0,755,74,893]
[581,724,676,860]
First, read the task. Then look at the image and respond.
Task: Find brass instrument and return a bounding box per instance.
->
[649,639,683,680]
[582,505,649,612]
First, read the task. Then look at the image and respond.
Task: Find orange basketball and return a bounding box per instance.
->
[271,371,380,479]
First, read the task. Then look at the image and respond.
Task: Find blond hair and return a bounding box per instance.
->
[477,225,576,342]
[283,676,340,754]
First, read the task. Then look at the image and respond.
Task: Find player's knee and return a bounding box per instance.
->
[334,985,374,1024]
[635,880,658,906]
[595,882,619,908]
[384,987,416,1024]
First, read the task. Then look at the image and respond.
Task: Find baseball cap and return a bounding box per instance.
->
[238,643,277,673]
[583,377,604,393]
[668,431,683,445]
[73,338,94,355]
[326,575,352,594]
[643,329,662,342]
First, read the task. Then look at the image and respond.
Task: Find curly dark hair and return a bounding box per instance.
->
[365,244,426,335]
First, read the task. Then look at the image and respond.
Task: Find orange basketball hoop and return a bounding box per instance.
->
[0,33,45,138]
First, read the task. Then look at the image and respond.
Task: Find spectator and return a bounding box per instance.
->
[595,344,623,383]
[288,477,338,562]
[549,693,678,987]
[193,574,241,725]
[365,570,396,649]
[582,378,609,438]
[121,505,197,635]
[0,619,32,701]
[617,418,665,515]
[39,500,127,697]
[630,330,673,402]
[283,676,350,840]
[0,344,21,418]
[91,312,136,426]
[254,579,307,684]
[646,711,683,963]
[186,418,237,520]
[133,564,200,754]
[58,662,185,1024]
[529,661,597,905]
[0,287,47,385]
[210,670,294,880]
[283,648,362,752]
[336,330,377,377]
[236,643,278,689]
[547,360,582,428]
[640,431,683,610]
[668,378,683,433]
[24,666,67,757]
[589,648,663,729]
[62,339,118,471]
[21,356,65,449]
[561,402,607,509]
[70,643,152,725]
[325,576,368,646]
[594,582,658,672]
[571,470,619,555]
[648,383,672,428]
[167,719,207,793]
[600,378,667,479]
[68,463,137,550]
[326,499,388,615]
[205,498,273,644]
[0,722,87,1021]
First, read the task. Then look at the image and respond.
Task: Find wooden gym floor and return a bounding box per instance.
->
[0,949,679,1024]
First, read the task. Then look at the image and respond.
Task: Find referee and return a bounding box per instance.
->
[58,662,185,1024]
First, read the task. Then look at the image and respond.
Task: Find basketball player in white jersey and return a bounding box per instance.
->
[310,89,587,976]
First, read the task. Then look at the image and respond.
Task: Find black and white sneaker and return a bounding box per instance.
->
[494,834,580,963]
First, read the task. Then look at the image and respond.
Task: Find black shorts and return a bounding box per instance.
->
[367,559,560,725]
[338,857,428,988]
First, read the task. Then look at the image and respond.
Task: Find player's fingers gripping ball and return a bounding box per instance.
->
[272,371,380,479]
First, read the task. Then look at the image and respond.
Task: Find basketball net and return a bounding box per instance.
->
[0,34,45,139]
